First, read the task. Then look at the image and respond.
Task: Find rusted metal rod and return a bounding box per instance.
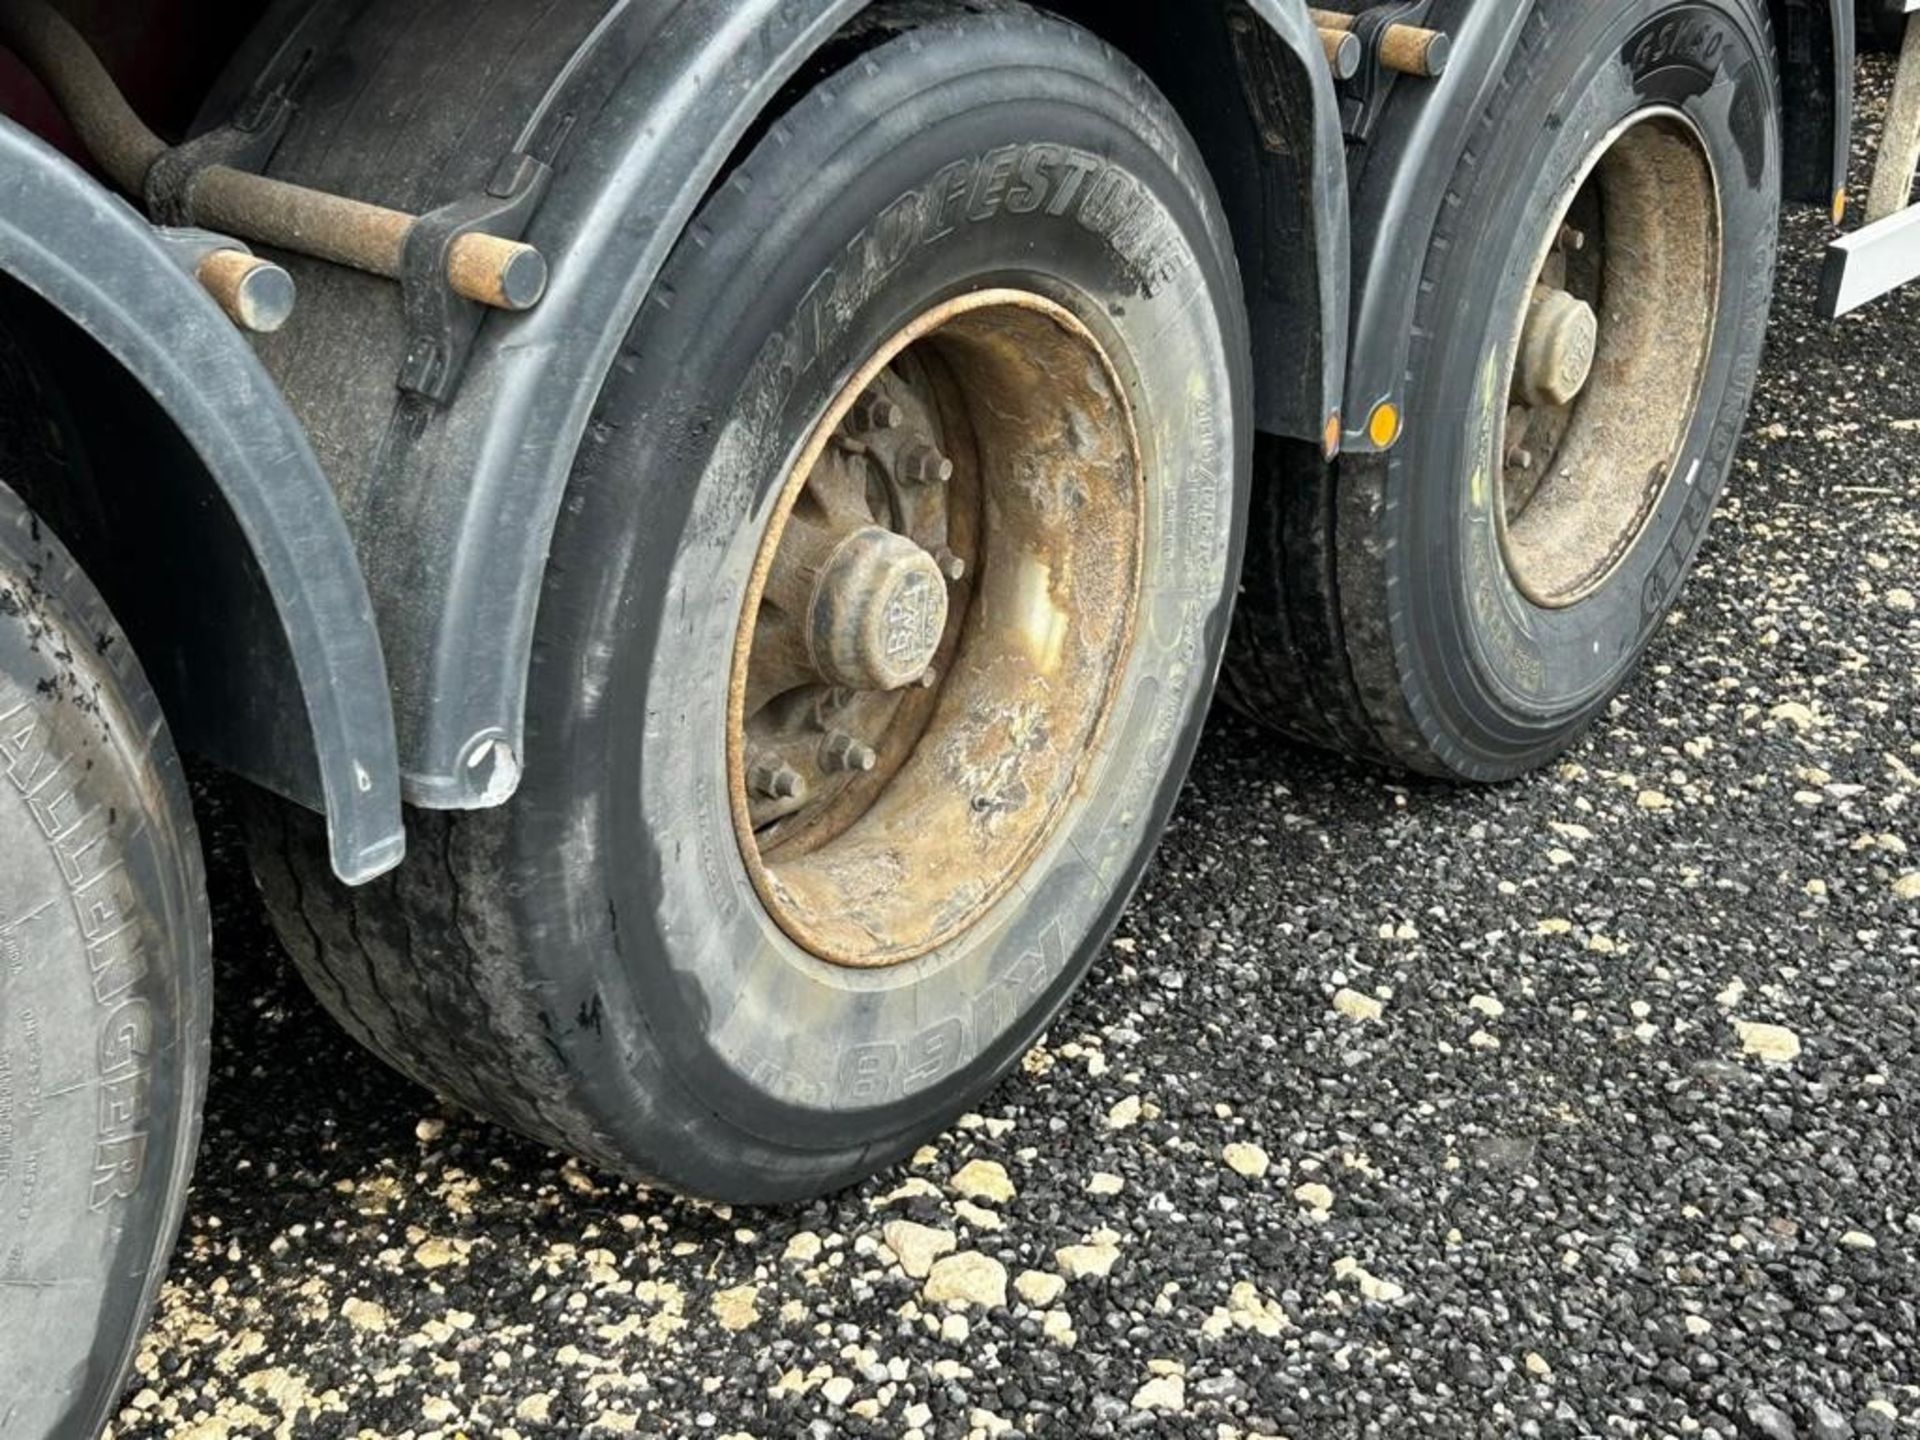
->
[1308,8,1451,78]
[1317,25,1363,81]
[195,249,296,334]
[0,0,547,313]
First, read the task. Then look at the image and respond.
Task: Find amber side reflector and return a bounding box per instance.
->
[1368,401,1402,449]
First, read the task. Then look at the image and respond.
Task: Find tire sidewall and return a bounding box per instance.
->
[0,483,207,1437]
[519,20,1248,1195]
[1388,0,1778,778]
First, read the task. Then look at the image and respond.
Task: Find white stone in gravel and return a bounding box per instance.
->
[1016,1270,1066,1307]
[1333,1257,1406,1304]
[1839,1230,1878,1249]
[1201,1281,1288,1338]
[412,1237,468,1269]
[923,1251,1008,1309]
[515,1393,554,1424]
[1468,1029,1500,1050]
[1106,1095,1143,1129]
[1893,873,1920,901]
[1524,1353,1552,1379]
[1041,1309,1077,1347]
[415,1117,445,1143]
[711,1285,759,1332]
[1221,1142,1270,1179]
[874,1176,944,1206]
[1468,994,1505,1020]
[341,1297,390,1333]
[783,1231,822,1266]
[883,1221,957,1280]
[1733,1019,1802,1063]
[949,1159,1016,1204]
[1086,1172,1124,1196]
[1684,1315,1713,1336]
[941,1312,970,1343]
[1332,988,1383,1023]
[953,1200,1004,1231]
[1636,790,1672,811]
[1769,700,1817,730]
[1885,587,1916,612]
[820,1375,854,1407]
[1057,1236,1122,1280]
[1716,976,1747,1009]
[1294,1182,1334,1215]
[1131,1375,1186,1412]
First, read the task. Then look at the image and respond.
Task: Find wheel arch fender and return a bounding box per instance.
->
[226,0,1351,813]
[1768,0,1855,210]
[0,119,403,883]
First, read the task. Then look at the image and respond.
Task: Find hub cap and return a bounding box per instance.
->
[728,291,1143,968]
[1496,109,1722,608]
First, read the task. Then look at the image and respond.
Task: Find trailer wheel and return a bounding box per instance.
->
[250,4,1248,1200]
[1227,0,1780,780]
[0,479,209,1437]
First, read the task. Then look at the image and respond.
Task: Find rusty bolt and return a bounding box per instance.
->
[748,755,807,802]
[849,391,904,433]
[933,546,966,581]
[821,731,878,774]
[897,443,955,486]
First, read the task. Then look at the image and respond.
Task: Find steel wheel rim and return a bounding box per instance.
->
[727,290,1144,969]
[1494,107,1724,609]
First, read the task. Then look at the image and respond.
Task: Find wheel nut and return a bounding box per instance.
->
[849,391,904,433]
[748,755,807,801]
[898,443,954,486]
[822,731,878,773]
[933,546,966,581]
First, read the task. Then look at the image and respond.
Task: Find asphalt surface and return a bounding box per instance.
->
[108,60,1920,1440]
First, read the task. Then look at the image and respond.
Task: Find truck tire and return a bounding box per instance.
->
[249,4,1249,1201]
[1226,0,1780,780]
[0,479,209,1439]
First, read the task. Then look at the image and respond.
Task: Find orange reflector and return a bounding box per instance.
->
[1368,401,1402,449]
[1323,410,1342,458]
[1832,187,1848,226]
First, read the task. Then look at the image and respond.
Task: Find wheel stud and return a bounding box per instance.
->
[822,731,878,773]
[849,391,904,433]
[897,443,954,486]
[1507,446,1535,471]
[915,667,938,689]
[748,754,807,801]
[1556,223,1586,253]
[933,545,966,581]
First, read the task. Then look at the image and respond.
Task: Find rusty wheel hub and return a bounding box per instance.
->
[1496,109,1722,607]
[728,291,1143,968]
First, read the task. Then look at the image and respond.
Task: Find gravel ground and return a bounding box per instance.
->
[107,59,1920,1440]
